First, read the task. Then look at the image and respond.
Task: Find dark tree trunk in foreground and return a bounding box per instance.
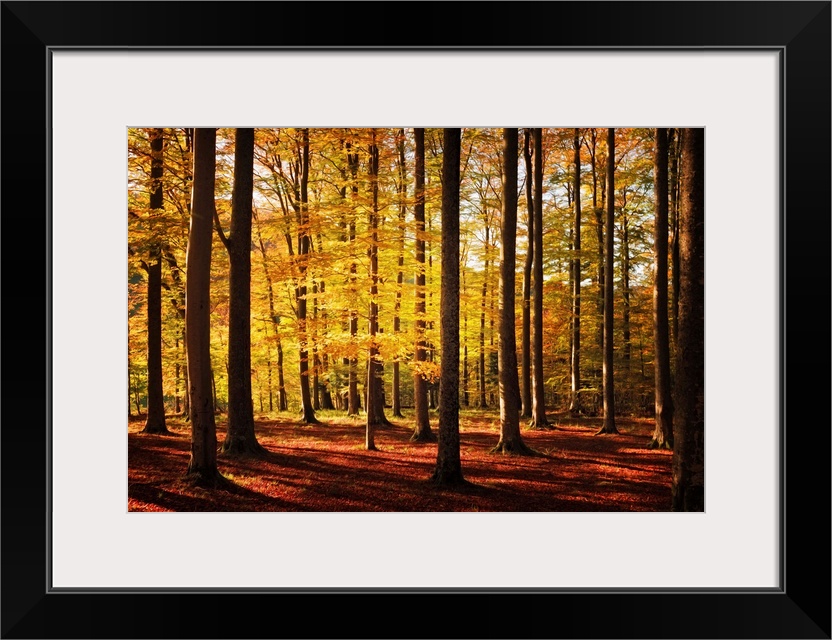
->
[529,128,549,429]
[493,129,533,455]
[218,128,265,455]
[520,129,533,418]
[569,128,582,415]
[186,128,224,486]
[142,128,169,434]
[650,128,675,449]
[432,128,464,485]
[297,128,319,424]
[672,128,705,511]
[411,128,435,442]
[598,128,619,435]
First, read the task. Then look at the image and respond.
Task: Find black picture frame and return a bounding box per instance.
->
[2,2,829,638]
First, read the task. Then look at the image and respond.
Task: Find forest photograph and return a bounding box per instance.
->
[127,126,704,513]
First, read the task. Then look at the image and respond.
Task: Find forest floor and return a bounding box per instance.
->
[128,410,672,512]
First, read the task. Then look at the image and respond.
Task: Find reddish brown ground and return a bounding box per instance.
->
[128,410,672,512]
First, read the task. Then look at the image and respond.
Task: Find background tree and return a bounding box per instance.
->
[569,128,582,415]
[186,128,224,486]
[215,128,266,455]
[649,128,674,449]
[141,128,170,435]
[671,128,705,511]
[432,128,464,485]
[411,128,435,442]
[492,128,532,454]
[598,128,619,435]
[529,128,549,429]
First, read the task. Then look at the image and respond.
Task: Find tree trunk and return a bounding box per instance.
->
[432,128,465,485]
[521,129,534,418]
[220,128,265,455]
[297,128,319,424]
[391,128,406,418]
[479,226,489,409]
[622,210,631,371]
[529,128,549,429]
[598,128,619,435]
[185,128,224,486]
[671,128,705,511]
[669,128,682,348]
[346,142,361,416]
[411,128,434,442]
[650,128,675,450]
[493,129,533,455]
[365,130,382,449]
[142,128,169,434]
[569,128,582,415]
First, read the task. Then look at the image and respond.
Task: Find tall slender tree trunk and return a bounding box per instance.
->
[622,210,631,371]
[479,227,489,409]
[346,142,361,416]
[569,128,583,415]
[365,130,382,449]
[529,128,549,429]
[669,128,682,349]
[432,128,464,485]
[493,129,533,454]
[521,129,534,418]
[220,128,265,455]
[186,128,223,486]
[411,128,434,442]
[392,128,407,418]
[142,128,169,434]
[598,128,619,435]
[297,129,319,424]
[650,128,674,450]
[672,128,705,511]
[592,130,605,370]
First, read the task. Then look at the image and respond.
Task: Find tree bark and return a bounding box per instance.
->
[529,128,549,429]
[569,128,582,415]
[392,128,406,418]
[220,128,265,455]
[411,128,434,441]
[365,130,383,449]
[297,128,319,424]
[671,128,705,511]
[598,128,619,435]
[346,141,361,416]
[142,128,169,434]
[432,129,465,485]
[493,129,533,454]
[650,128,674,449]
[520,129,534,418]
[186,128,224,486]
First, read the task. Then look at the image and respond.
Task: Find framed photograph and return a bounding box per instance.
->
[3,2,829,638]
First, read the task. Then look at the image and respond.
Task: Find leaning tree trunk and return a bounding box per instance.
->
[650,128,674,449]
[492,128,533,455]
[521,128,534,418]
[529,128,549,429]
[598,128,619,435]
[671,128,705,511]
[185,128,224,486]
[411,128,435,442]
[142,128,169,434]
[220,128,265,455]
[431,128,464,485]
[569,128,583,415]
